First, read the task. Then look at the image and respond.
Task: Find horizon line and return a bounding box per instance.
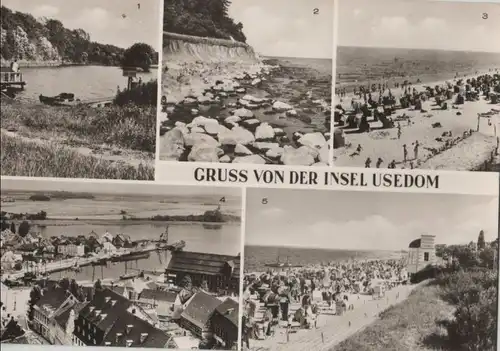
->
[337,44,500,55]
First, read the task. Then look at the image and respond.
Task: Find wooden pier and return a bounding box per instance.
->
[1,71,26,90]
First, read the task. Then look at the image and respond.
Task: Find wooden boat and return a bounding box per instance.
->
[39,93,76,106]
[120,272,139,280]
[111,250,150,262]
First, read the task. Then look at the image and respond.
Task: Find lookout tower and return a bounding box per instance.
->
[407,234,436,274]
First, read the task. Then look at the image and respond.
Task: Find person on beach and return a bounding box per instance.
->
[365,157,371,168]
[397,122,402,139]
[413,140,420,160]
[376,157,383,168]
[403,144,408,163]
[356,144,363,154]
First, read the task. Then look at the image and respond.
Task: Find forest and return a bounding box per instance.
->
[164,0,247,42]
[0,6,158,66]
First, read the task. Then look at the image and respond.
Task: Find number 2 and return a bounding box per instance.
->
[313,8,319,15]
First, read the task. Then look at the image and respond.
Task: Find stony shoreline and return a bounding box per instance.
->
[160,62,332,165]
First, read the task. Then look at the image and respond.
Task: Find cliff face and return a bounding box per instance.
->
[163,32,259,65]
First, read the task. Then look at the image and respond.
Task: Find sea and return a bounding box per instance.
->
[244,245,403,273]
[335,46,500,91]
[2,192,241,282]
[265,56,333,76]
[15,65,157,101]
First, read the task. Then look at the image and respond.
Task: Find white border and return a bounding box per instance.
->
[237,186,247,351]
[154,0,164,171]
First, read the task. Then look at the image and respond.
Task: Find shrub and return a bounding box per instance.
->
[114,80,157,107]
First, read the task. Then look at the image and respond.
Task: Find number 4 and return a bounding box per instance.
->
[220,197,226,203]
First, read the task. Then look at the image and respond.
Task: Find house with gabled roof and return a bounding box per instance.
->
[178,291,222,340]
[209,297,239,350]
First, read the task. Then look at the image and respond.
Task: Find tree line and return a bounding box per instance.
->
[164,0,247,42]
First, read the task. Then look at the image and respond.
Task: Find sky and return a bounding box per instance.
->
[245,188,499,251]
[228,0,333,59]
[2,0,161,50]
[0,178,241,199]
[338,0,500,53]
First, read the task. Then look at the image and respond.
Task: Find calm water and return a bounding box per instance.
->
[336,46,500,90]
[244,245,402,272]
[1,193,241,220]
[43,222,241,282]
[16,65,158,101]
[266,56,333,76]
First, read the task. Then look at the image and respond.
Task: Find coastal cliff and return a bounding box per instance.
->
[0,5,124,67]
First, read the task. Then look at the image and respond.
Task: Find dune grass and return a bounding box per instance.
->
[1,100,156,154]
[332,282,454,351]
[1,133,154,180]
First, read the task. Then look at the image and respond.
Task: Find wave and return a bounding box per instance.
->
[163,32,260,64]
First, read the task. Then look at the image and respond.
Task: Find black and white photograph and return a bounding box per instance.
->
[333,0,500,172]
[1,0,160,180]
[241,187,499,351]
[160,0,333,166]
[0,178,242,349]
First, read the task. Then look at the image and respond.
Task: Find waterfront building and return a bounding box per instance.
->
[166,251,240,294]
[209,297,239,349]
[57,244,85,257]
[407,234,436,274]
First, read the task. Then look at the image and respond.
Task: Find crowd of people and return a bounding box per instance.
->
[334,71,500,170]
[240,258,408,348]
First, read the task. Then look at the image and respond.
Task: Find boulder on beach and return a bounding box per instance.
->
[190,116,219,127]
[184,132,220,147]
[206,123,231,136]
[266,147,284,159]
[191,109,199,116]
[233,108,254,119]
[254,142,280,152]
[175,121,186,127]
[286,109,298,117]
[318,144,330,164]
[298,132,327,149]
[241,119,261,131]
[188,144,221,162]
[251,78,262,86]
[232,155,267,164]
[225,115,242,124]
[280,146,315,166]
[219,126,255,145]
[239,99,261,109]
[272,101,293,112]
[161,128,185,160]
[235,144,253,156]
[236,88,246,93]
[255,123,275,141]
[273,128,286,136]
[219,155,231,163]
[242,95,265,103]
[191,126,205,133]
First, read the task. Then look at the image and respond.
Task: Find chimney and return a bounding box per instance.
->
[115,332,122,344]
[140,333,148,344]
[89,306,95,313]
[95,310,101,317]
[100,314,107,321]
[126,340,133,347]
[125,324,133,335]
[105,296,111,303]
[111,300,117,306]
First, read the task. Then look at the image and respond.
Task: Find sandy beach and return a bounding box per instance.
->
[334,70,500,170]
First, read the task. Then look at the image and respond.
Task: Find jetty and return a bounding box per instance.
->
[1,70,26,90]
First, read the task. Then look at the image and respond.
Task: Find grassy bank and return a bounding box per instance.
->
[333,267,498,351]
[1,133,154,180]
[1,101,156,154]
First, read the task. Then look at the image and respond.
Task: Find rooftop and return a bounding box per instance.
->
[180,291,222,329]
[167,251,240,278]
[213,298,239,327]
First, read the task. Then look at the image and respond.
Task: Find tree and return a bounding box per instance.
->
[478,230,486,251]
[180,275,192,290]
[121,43,155,72]
[479,246,495,269]
[201,280,209,291]
[94,279,103,291]
[27,286,42,321]
[9,222,16,233]
[17,221,30,237]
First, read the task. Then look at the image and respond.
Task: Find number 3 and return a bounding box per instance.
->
[482,13,488,19]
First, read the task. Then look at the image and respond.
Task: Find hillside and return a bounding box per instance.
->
[0,5,124,66]
[164,0,246,42]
